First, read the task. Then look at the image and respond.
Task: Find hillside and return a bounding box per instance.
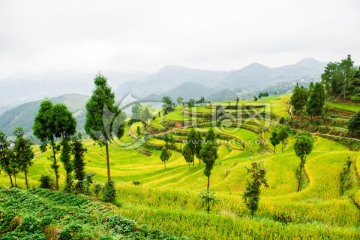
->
[0,94,89,136]
[1,96,359,239]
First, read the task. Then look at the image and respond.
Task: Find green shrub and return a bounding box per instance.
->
[17,216,43,234]
[105,215,136,234]
[93,182,103,198]
[39,175,55,189]
[0,210,17,232]
[273,213,293,224]
[103,181,116,203]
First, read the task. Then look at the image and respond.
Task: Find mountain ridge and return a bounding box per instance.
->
[115,57,327,100]
[0,93,89,137]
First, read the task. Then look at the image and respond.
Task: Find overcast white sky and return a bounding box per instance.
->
[1,0,359,78]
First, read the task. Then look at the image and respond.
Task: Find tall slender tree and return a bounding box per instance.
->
[33,100,76,190]
[294,132,314,192]
[13,127,34,189]
[186,129,197,166]
[270,129,280,154]
[60,139,73,192]
[199,128,218,213]
[291,84,308,118]
[160,147,170,169]
[277,126,289,153]
[183,145,193,168]
[243,162,269,216]
[0,131,14,187]
[85,74,125,185]
[307,83,325,120]
[72,134,87,192]
[200,128,218,191]
[195,131,203,165]
[340,55,355,100]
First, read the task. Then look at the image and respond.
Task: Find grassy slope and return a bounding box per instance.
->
[325,102,360,113]
[1,95,359,239]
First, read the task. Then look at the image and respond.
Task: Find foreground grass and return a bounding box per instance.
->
[0,188,186,239]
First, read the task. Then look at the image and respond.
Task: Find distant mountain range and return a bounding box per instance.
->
[0,94,89,137]
[116,57,327,101]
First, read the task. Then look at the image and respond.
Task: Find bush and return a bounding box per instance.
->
[103,181,116,203]
[93,182,103,198]
[0,209,17,232]
[17,215,43,234]
[105,215,136,234]
[273,213,293,224]
[348,111,360,135]
[57,224,84,240]
[39,175,55,189]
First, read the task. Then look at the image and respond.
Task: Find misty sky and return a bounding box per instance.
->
[1,0,359,79]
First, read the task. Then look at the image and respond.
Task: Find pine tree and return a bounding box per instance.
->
[0,131,14,187]
[60,139,73,192]
[13,127,34,189]
[85,73,125,202]
[307,83,325,119]
[72,134,87,192]
[291,84,308,118]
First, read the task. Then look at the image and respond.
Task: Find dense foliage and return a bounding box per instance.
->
[321,55,360,102]
[243,162,269,215]
[0,188,186,239]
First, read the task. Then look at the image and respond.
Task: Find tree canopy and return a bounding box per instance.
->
[348,111,360,136]
[306,83,325,118]
[291,84,308,114]
[85,74,125,184]
[33,100,76,190]
[321,55,360,102]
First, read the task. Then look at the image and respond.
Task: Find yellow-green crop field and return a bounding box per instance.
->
[1,96,359,239]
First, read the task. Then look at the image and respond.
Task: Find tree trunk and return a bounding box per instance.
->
[106,143,111,182]
[207,176,210,191]
[164,161,166,169]
[52,146,59,190]
[188,163,190,168]
[8,174,13,188]
[14,174,17,187]
[297,159,304,192]
[282,142,284,153]
[207,176,210,213]
[24,171,29,189]
[297,168,302,192]
[274,146,276,154]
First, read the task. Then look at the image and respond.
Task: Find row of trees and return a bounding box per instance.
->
[270,126,290,154]
[321,55,360,102]
[30,74,124,202]
[0,127,34,189]
[130,103,153,126]
[158,128,218,213]
[162,96,208,114]
[32,98,89,192]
